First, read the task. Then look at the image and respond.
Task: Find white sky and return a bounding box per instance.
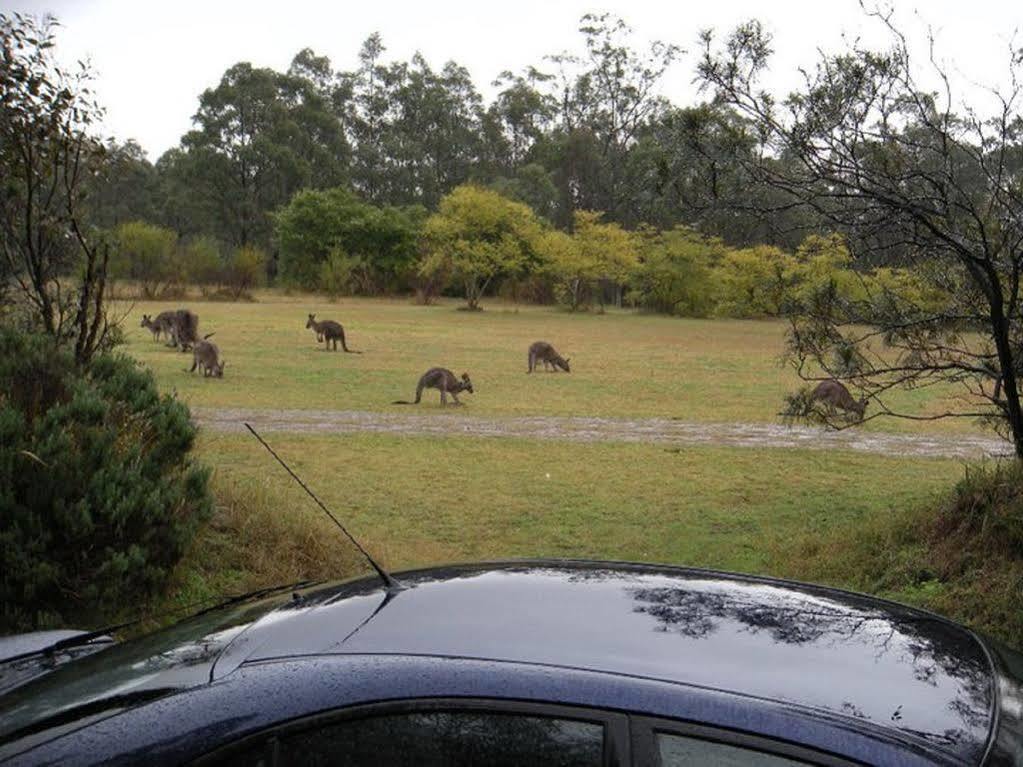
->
[8,0,1021,161]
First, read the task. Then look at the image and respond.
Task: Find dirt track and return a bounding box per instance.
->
[191,407,1009,460]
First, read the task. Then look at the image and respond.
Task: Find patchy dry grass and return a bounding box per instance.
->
[119,293,975,434]
[114,291,1021,646]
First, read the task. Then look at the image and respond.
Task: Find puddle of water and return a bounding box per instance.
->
[192,408,1010,460]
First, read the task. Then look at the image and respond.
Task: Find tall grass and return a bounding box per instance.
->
[773,460,1023,646]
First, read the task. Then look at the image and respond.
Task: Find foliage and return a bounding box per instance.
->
[180,236,224,294]
[0,328,212,630]
[775,460,1023,646]
[633,227,724,316]
[164,61,349,248]
[319,247,359,300]
[700,12,1023,457]
[112,220,180,298]
[274,187,421,291]
[538,229,591,310]
[1,12,113,365]
[713,245,796,318]
[419,185,543,310]
[222,245,266,300]
[570,211,638,309]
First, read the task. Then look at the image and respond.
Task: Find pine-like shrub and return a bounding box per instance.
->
[0,328,213,630]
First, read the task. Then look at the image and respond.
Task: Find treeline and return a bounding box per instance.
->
[87,15,817,270]
[119,181,933,318]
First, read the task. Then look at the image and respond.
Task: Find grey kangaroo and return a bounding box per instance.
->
[527,341,570,373]
[168,309,201,351]
[188,337,225,377]
[140,310,175,341]
[393,368,474,406]
[809,379,867,420]
[306,314,360,353]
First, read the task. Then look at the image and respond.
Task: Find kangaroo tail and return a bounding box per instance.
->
[340,329,361,353]
[392,383,423,405]
[203,332,215,340]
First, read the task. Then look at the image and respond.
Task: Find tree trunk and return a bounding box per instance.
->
[990,298,1023,458]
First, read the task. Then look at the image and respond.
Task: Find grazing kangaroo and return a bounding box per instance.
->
[168,309,201,351]
[306,314,360,353]
[527,341,570,373]
[188,337,225,378]
[809,379,867,420]
[393,368,474,406]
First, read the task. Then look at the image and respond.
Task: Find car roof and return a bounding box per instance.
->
[211,560,996,765]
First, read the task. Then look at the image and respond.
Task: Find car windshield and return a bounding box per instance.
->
[0,587,297,749]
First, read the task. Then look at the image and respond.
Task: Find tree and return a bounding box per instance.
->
[700,11,1023,456]
[539,228,591,310]
[222,245,265,299]
[634,226,725,316]
[82,139,160,229]
[274,186,422,291]
[547,14,681,225]
[571,210,638,308]
[1,13,114,365]
[167,60,349,248]
[419,185,542,310]
[180,235,224,295]
[112,221,179,298]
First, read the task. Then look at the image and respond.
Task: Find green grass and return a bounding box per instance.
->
[121,293,976,433]
[115,291,1019,645]
[193,431,958,577]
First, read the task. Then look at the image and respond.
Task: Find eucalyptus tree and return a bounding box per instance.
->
[1,12,113,364]
[546,14,681,224]
[171,60,349,248]
[700,11,1023,455]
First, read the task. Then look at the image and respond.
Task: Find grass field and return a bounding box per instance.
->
[120,292,1016,640]
[121,293,974,433]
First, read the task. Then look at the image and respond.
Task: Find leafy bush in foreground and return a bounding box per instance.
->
[0,328,213,630]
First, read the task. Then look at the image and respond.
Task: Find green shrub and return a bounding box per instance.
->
[180,236,224,295]
[0,328,213,630]
[222,245,266,300]
[111,220,181,298]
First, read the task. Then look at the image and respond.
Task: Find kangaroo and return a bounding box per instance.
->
[140,310,175,341]
[527,341,570,373]
[393,368,474,406]
[188,337,225,378]
[809,379,867,420]
[306,314,360,353]
[168,309,201,351]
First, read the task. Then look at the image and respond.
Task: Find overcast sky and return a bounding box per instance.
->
[8,0,1020,161]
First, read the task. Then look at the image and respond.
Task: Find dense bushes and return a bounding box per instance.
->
[0,328,213,630]
[111,222,265,300]
[274,187,423,292]
[115,185,934,318]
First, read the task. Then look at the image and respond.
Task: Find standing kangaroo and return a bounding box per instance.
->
[809,379,867,420]
[168,309,201,351]
[527,341,571,373]
[306,314,360,353]
[393,368,474,406]
[187,337,225,377]
[140,310,175,341]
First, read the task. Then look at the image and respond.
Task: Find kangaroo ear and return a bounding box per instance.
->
[461,372,470,380]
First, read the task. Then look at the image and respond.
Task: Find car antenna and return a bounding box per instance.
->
[245,423,404,592]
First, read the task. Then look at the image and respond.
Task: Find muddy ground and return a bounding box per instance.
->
[192,407,1009,460]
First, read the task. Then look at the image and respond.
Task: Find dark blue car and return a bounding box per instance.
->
[1,561,1021,765]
